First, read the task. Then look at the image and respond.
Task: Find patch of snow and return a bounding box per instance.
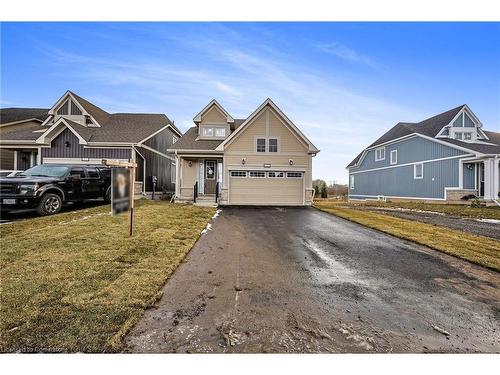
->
[212,209,222,220]
[201,223,212,235]
[476,218,500,224]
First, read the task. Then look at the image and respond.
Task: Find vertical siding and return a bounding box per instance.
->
[0,149,14,169]
[354,136,468,171]
[464,113,475,127]
[452,113,463,127]
[42,128,131,159]
[463,163,476,189]
[349,158,460,199]
[142,126,177,192]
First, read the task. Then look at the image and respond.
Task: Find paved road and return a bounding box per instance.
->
[125,207,500,353]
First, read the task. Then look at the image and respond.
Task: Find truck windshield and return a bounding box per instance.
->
[21,165,69,178]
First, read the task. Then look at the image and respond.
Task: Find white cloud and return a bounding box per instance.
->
[317,42,374,66]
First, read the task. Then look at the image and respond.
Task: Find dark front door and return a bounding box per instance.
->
[204,160,216,194]
[478,163,485,197]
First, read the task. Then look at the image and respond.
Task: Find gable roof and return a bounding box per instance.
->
[0,108,49,125]
[215,98,319,153]
[193,99,234,124]
[347,105,500,168]
[2,91,182,145]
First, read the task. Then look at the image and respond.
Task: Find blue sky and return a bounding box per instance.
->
[1,22,499,183]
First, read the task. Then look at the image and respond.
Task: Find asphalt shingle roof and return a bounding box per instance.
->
[170,119,246,151]
[347,105,500,167]
[0,108,49,125]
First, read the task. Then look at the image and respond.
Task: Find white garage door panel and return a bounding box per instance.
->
[229,177,303,205]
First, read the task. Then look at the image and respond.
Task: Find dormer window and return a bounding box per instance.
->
[454,132,463,140]
[202,127,213,137]
[464,132,472,141]
[201,126,226,138]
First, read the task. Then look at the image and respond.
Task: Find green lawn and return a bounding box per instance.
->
[315,198,500,220]
[315,203,500,272]
[0,200,215,352]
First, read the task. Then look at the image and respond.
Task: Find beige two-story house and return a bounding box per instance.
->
[169,99,319,206]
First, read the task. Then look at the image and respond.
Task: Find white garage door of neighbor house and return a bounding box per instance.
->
[229,170,304,205]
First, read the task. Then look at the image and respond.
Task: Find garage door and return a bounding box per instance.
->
[229,170,304,205]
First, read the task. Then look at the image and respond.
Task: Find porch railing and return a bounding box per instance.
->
[193,181,198,203]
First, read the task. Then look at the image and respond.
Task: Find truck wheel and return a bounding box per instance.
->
[104,187,111,203]
[36,193,62,215]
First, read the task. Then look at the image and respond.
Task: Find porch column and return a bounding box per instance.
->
[175,155,180,197]
[37,147,42,165]
[483,159,497,200]
[13,151,18,170]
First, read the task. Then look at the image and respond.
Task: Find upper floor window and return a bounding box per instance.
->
[390,150,397,165]
[454,132,463,140]
[375,147,385,161]
[256,138,266,152]
[268,138,278,152]
[202,126,226,138]
[464,132,472,141]
[350,175,355,189]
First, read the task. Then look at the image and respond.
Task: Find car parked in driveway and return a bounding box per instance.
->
[0,164,111,215]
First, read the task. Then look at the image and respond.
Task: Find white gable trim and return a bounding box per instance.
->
[348,132,485,170]
[215,99,319,153]
[436,105,488,140]
[137,124,181,145]
[193,99,234,123]
[35,118,88,145]
[46,91,102,128]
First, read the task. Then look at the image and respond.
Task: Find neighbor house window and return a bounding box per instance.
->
[350,175,355,189]
[454,132,463,140]
[390,150,397,165]
[215,127,226,137]
[256,138,266,152]
[287,172,303,178]
[464,132,472,140]
[230,171,247,177]
[375,147,385,161]
[414,163,423,179]
[268,138,278,152]
[249,171,266,178]
[268,171,285,178]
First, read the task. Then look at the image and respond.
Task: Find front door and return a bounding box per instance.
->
[478,163,485,197]
[204,160,216,194]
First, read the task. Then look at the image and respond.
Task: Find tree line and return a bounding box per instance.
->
[313,179,348,198]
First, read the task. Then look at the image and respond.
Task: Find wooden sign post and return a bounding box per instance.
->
[102,159,137,236]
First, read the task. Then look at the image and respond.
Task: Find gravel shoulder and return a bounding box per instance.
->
[125,207,500,353]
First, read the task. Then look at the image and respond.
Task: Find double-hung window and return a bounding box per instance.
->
[268,138,278,152]
[464,132,472,141]
[454,132,463,140]
[202,127,214,137]
[375,147,385,161]
[350,175,355,189]
[256,138,266,152]
[390,150,397,165]
[215,127,226,137]
[414,163,423,179]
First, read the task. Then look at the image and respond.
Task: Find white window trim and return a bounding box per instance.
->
[350,175,355,189]
[230,171,247,178]
[390,150,397,165]
[414,163,423,179]
[375,147,385,161]
[256,137,266,153]
[268,171,285,178]
[268,137,279,153]
[249,171,266,178]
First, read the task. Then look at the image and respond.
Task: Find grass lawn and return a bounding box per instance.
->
[314,203,500,272]
[0,200,215,352]
[315,198,500,220]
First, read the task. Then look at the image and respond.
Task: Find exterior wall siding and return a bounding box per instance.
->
[142,126,177,192]
[463,163,476,189]
[0,149,14,169]
[349,158,460,199]
[353,135,468,172]
[42,128,131,160]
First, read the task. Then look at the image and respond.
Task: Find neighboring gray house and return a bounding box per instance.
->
[347,105,500,203]
[0,91,182,193]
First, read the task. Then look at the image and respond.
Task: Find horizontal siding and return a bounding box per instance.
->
[349,158,460,199]
[42,128,131,160]
[354,136,468,172]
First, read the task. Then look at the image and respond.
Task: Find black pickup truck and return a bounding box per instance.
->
[0,164,111,215]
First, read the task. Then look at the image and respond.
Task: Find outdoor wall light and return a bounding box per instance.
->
[65,141,70,148]
[289,159,294,165]
[466,164,473,170]
[242,158,246,165]
[188,161,192,167]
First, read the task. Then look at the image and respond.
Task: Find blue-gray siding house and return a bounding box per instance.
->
[347,105,500,202]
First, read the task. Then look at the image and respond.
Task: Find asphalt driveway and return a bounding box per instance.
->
[125,207,500,353]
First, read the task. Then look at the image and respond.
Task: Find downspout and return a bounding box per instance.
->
[132,145,146,195]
